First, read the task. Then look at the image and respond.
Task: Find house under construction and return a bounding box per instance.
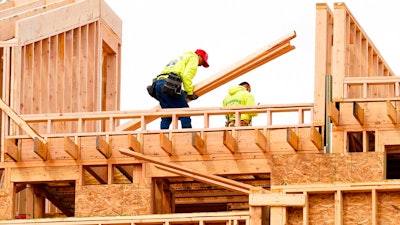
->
[0,1,400,224]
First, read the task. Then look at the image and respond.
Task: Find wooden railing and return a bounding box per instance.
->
[0,211,250,225]
[8,103,314,139]
[343,76,400,100]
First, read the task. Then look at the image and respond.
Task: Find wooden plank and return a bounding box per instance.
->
[191,132,206,154]
[249,193,306,207]
[254,129,267,152]
[286,128,298,150]
[128,133,141,153]
[328,101,339,125]
[96,135,111,158]
[310,126,322,150]
[386,100,397,124]
[34,137,48,161]
[0,0,74,42]
[64,136,78,160]
[353,102,364,124]
[119,148,254,194]
[223,130,237,153]
[10,165,80,182]
[15,0,99,45]
[335,190,343,225]
[160,133,173,156]
[270,206,286,225]
[4,138,18,162]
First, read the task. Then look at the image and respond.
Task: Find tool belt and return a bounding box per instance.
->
[225,120,251,127]
[161,73,182,98]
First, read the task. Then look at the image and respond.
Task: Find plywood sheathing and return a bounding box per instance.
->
[0,187,13,220]
[271,152,384,186]
[74,183,151,217]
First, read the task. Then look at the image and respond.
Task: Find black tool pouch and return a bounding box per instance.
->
[146,78,158,100]
[162,73,182,98]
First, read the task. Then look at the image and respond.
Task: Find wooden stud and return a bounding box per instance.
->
[223,130,237,153]
[128,133,142,153]
[64,136,79,160]
[34,137,48,161]
[310,127,323,150]
[254,129,267,152]
[4,138,18,162]
[386,100,396,124]
[192,132,206,154]
[353,102,364,125]
[286,128,298,151]
[96,135,111,158]
[160,133,173,156]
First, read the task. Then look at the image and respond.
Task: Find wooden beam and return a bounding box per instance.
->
[249,193,306,207]
[34,137,48,161]
[160,133,173,156]
[254,129,267,152]
[353,102,364,125]
[128,133,142,153]
[328,101,339,125]
[119,148,254,194]
[192,132,206,154]
[310,126,323,150]
[4,138,18,162]
[223,130,237,153]
[64,136,79,160]
[96,136,111,158]
[386,100,397,124]
[286,128,298,151]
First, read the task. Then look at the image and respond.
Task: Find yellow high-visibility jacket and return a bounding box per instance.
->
[222,85,258,121]
[159,51,199,95]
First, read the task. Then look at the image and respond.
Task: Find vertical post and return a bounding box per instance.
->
[325,75,333,153]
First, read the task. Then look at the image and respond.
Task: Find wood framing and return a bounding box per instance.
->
[1,1,400,225]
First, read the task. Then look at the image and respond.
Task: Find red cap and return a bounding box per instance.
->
[195,49,209,68]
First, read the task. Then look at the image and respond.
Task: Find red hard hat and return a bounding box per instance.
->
[195,49,209,68]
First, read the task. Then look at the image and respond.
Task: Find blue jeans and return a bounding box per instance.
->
[155,79,192,129]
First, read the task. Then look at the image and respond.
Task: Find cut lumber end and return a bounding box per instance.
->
[34,137,48,161]
[128,134,142,153]
[160,133,173,156]
[286,128,298,151]
[254,129,267,152]
[223,130,237,153]
[96,136,111,158]
[5,138,18,162]
[64,136,79,160]
[192,132,206,154]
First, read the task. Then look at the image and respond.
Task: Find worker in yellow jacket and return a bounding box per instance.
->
[222,82,257,126]
[155,49,209,129]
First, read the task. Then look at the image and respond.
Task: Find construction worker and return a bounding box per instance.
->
[155,49,209,129]
[223,82,257,127]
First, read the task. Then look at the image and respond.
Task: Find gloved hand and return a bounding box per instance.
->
[187,94,199,100]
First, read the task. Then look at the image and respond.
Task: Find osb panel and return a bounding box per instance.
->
[287,207,302,225]
[75,183,151,217]
[0,188,13,220]
[377,192,400,224]
[351,152,384,182]
[308,193,335,225]
[285,154,320,184]
[343,192,372,224]
[271,152,384,185]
